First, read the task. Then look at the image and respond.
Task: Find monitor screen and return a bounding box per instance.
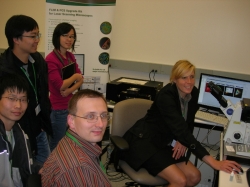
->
[197,73,250,110]
[73,54,85,75]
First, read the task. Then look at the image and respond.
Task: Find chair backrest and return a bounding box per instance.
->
[111,98,153,136]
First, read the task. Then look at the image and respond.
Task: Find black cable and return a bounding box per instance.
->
[195,127,200,139]
[153,70,157,81]
[198,141,220,170]
[149,70,154,81]
[201,140,220,152]
[107,171,132,182]
[107,64,111,82]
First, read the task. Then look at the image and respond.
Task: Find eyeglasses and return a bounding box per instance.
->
[2,96,28,104]
[61,34,76,40]
[22,33,41,40]
[71,112,110,123]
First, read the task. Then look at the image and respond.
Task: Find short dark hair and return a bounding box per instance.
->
[52,22,77,52]
[5,15,39,49]
[0,73,29,98]
[68,89,106,115]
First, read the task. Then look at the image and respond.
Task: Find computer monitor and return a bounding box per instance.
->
[73,54,85,75]
[197,73,250,111]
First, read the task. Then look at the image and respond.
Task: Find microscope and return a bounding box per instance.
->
[208,82,250,156]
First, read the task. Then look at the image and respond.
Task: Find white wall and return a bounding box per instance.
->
[110,0,250,74]
[1,0,250,75]
[0,0,46,53]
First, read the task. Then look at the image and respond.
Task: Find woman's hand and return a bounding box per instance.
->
[203,155,242,174]
[213,160,241,174]
[172,141,187,160]
[60,89,71,97]
[74,73,83,82]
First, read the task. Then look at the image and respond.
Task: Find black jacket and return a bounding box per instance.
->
[0,48,52,153]
[122,83,209,170]
[0,120,34,186]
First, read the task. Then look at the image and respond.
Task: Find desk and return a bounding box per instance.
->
[219,165,249,187]
[107,101,115,112]
[219,133,250,187]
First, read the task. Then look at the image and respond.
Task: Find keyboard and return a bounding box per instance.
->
[195,110,229,126]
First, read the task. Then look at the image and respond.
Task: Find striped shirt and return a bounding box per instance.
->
[41,129,111,187]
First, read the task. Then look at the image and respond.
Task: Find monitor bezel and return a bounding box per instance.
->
[197,73,250,112]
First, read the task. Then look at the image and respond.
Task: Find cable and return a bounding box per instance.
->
[107,170,132,182]
[201,140,220,152]
[198,141,220,170]
[153,70,157,81]
[195,127,201,139]
[201,125,216,143]
[149,69,154,81]
[107,64,111,82]
[103,143,134,185]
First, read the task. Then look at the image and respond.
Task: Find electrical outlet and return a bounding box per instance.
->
[95,76,101,84]
[81,83,95,90]
[148,64,161,74]
[84,76,95,83]
[94,84,106,93]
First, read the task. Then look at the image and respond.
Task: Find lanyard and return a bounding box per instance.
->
[20,63,38,104]
[66,131,106,173]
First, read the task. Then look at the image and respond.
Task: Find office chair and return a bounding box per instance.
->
[110,98,168,186]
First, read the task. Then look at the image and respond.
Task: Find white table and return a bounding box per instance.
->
[219,133,250,187]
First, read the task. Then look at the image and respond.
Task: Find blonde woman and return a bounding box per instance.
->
[122,60,241,187]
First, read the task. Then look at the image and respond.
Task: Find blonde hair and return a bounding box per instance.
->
[170,60,195,83]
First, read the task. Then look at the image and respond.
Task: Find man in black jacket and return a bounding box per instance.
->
[0,15,52,164]
[0,73,40,187]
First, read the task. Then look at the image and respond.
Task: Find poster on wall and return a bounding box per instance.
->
[45,0,115,93]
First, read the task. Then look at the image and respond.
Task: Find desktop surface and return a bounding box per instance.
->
[219,165,249,187]
[219,132,250,187]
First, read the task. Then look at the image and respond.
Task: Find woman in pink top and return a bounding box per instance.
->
[46,22,83,151]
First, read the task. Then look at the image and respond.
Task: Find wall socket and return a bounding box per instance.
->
[94,84,106,93]
[84,76,101,83]
[81,83,95,90]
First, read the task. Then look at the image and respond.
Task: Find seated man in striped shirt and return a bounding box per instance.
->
[41,89,111,187]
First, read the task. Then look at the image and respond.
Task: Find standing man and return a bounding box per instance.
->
[0,15,52,164]
[41,89,111,187]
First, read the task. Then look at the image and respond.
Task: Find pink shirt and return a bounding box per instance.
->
[46,51,82,110]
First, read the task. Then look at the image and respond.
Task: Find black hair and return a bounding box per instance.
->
[52,22,77,52]
[0,73,29,98]
[5,15,39,49]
